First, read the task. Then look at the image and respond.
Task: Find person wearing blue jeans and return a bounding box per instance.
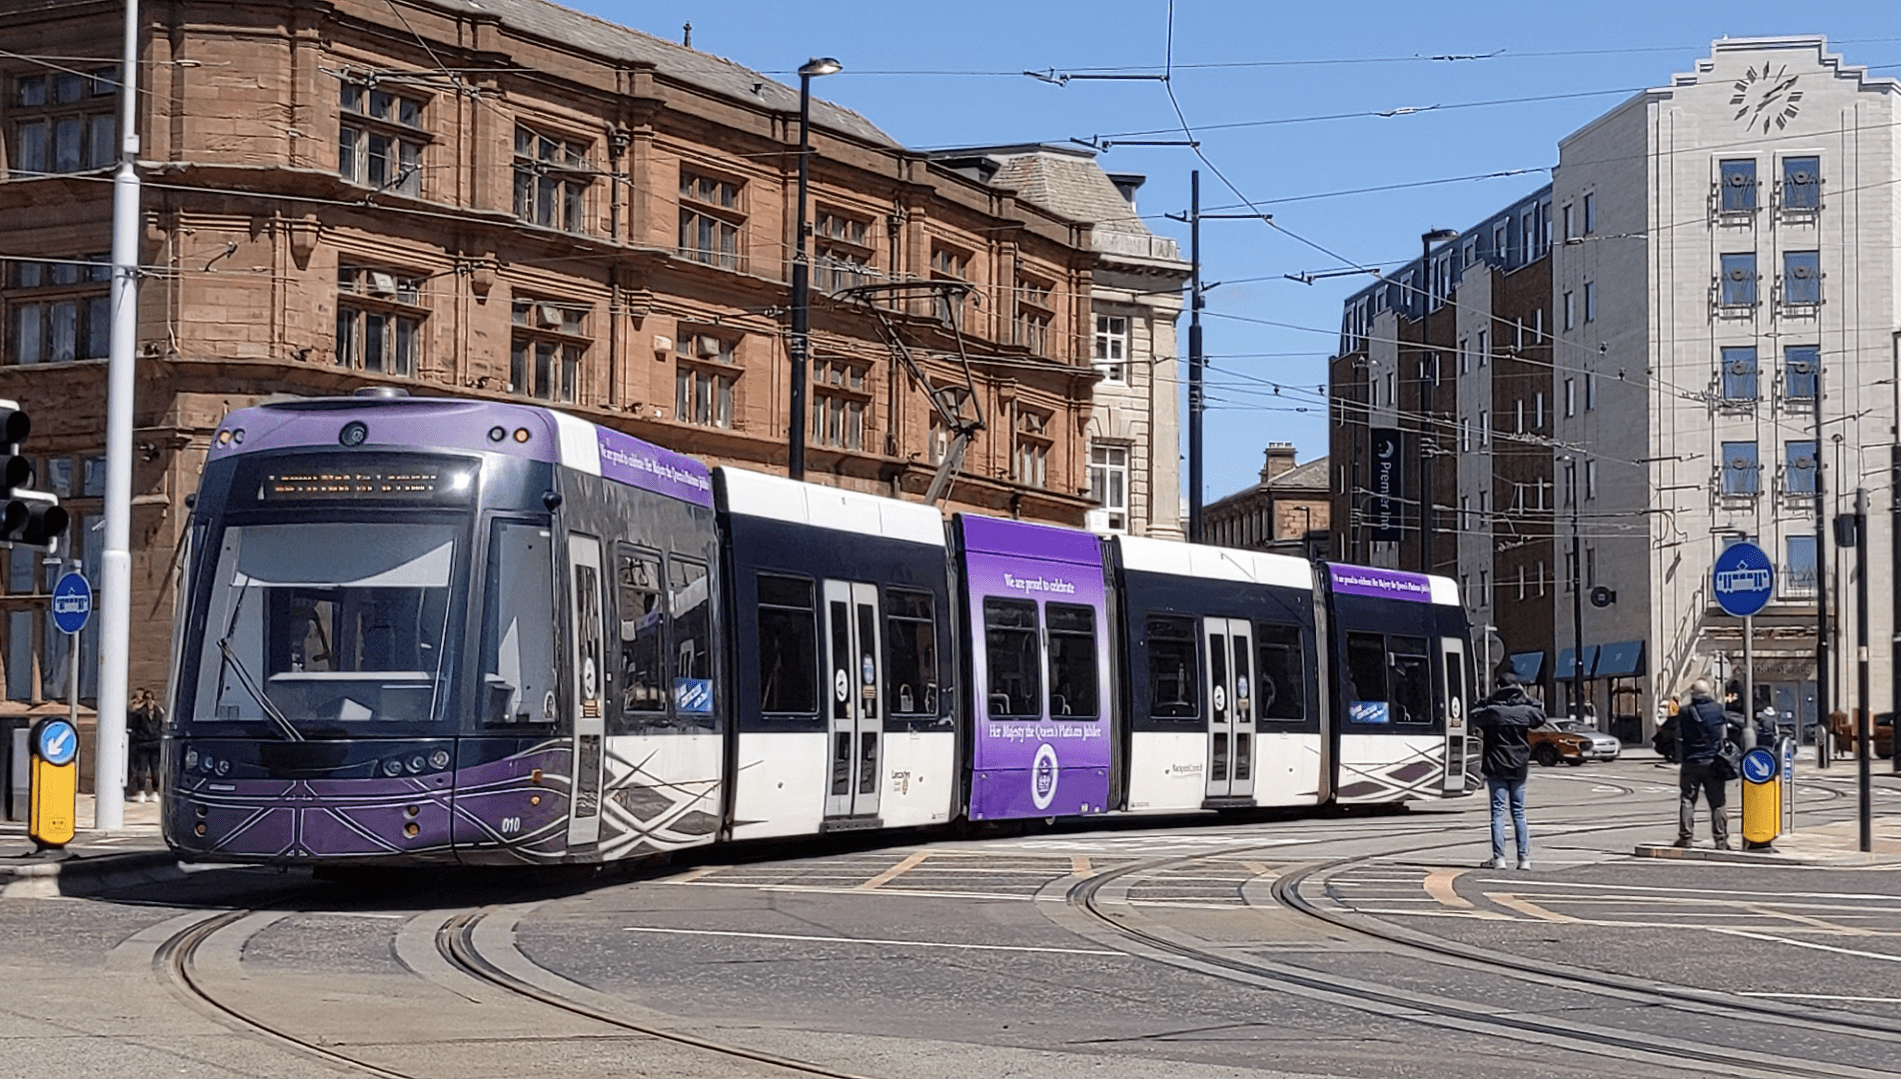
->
[1473,673,1542,870]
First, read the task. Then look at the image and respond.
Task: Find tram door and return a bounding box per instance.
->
[823,581,883,820]
[566,534,607,848]
[1204,618,1256,800]
[1440,636,1469,794]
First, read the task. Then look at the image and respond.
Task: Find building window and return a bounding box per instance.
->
[1562,203,1575,241]
[6,255,110,364]
[678,169,742,269]
[811,357,869,450]
[1013,407,1049,488]
[1583,281,1596,322]
[1785,535,1818,595]
[1094,315,1128,383]
[512,126,591,232]
[1583,193,1596,234]
[1477,329,1487,367]
[1783,250,1821,306]
[1534,391,1545,430]
[10,68,117,176]
[1089,443,1128,530]
[335,266,424,376]
[509,298,589,402]
[1784,345,1819,401]
[1782,156,1821,210]
[674,331,738,429]
[1719,159,1757,213]
[1563,291,1575,331]
[1585,459,1597,500]
[1585,372,1597,410]
[814,208,874,293]
[1720,253,1758,307]
[1564,377,1576,418]
[339,83,426,196]
[1478,409,1489,447]
[1013,276,1053,355]
[1722,441,1760,497]
[1721,346,1758,401]
[1784,440,1818,495]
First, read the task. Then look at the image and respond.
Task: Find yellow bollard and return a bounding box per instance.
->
[1739,746,1780,850]
[28,717,78,849]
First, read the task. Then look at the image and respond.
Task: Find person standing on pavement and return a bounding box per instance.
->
[1676,679,1731,850]
[1472,672,1542,870]
[127,687,164,803]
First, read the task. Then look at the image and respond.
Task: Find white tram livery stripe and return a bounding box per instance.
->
[1114,533,1313,592]
[718,467,946,548]
[547,409,604,476]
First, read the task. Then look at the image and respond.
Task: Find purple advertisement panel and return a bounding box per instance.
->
[1329,563,1433,604]
[960,516,1111,820]
[596,425,713,508]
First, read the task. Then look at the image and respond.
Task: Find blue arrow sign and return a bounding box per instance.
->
[51,571,91,635]
[1741,746,1778,784]
[36,718,78,766]
[1712,542,1774,618]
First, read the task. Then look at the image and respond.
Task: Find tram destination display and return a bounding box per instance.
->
[246,454,476,504]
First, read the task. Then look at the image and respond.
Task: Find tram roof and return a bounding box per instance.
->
[208,395,712,508]
[1112,534,1313,592]
[714,467,946,546]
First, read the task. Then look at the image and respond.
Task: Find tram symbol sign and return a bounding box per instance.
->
[51,571,92,635]
[1741,747,1778,785]
[1711,542,1774,618]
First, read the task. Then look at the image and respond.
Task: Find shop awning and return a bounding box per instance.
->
[1554,645,1599,682]
[1506,652,1544,683]
[1595,639,1646,679]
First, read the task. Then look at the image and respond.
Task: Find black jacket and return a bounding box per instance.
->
[1473,685,1542,781]
[1677,697,1727,765]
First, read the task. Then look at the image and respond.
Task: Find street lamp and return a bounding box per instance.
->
[1416,229,1458,575]
[1560,453,1585,720]
[788,56,842,482]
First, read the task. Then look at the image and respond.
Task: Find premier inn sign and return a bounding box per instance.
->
[1370,427,1403,541]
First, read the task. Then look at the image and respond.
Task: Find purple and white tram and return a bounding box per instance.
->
[165,393,1473,867]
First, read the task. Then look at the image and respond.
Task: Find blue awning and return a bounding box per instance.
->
[1595,639,1646,679]
[1507,652,1544,683]
[1554,645,1599,682]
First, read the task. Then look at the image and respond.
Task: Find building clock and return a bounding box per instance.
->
[1730,65,1803,133]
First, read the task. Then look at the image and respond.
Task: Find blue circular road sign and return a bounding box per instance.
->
[35,717,78,766]
[1712,542,1774,617]
[1741,746,1778,784]
[51,571,91,635]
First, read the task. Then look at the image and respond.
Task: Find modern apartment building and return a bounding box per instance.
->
[1333,37,1899,741]
[0,0,1157,723]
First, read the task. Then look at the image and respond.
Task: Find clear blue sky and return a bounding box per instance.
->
[582,0,1899,501]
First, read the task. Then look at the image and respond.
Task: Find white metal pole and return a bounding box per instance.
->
[95,0,142,832]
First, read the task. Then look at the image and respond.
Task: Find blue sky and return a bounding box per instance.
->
[581,0,1900,501]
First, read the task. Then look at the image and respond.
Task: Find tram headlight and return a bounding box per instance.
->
[406,755,427,774]
[488,426,507,443]
[428,749,451,770]
[183,749,199,770]
[214,759,231,777]
[382,758,405,777]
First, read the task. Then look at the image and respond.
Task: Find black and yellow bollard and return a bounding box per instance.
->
[28,716,78,850]
[1739,745,1779,852]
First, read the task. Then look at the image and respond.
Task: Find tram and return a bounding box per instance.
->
[164,393,1473,866]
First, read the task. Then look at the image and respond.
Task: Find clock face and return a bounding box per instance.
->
[1730,64,1803,133]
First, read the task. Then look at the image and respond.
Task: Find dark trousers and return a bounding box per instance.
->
[1679,760,1729,845]
[128,745,161,795]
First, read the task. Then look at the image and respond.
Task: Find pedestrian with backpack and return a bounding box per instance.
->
[1675,679,1732,849]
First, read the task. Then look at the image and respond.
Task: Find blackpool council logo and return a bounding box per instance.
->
[1031,742,1059,810]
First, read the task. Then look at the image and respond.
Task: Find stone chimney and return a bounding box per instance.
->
[1261,442,1298,484]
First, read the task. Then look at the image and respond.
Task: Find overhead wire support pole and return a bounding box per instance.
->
[96,0,142,833]
[1188,169,1203,543]
[1815,359,1830,768]
[1854,488,1871,852]
[787,57,841,482]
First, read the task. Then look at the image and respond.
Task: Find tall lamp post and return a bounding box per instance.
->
[1560,454,1586,720]
[787,56,841,482]
[1416,229,1458,575]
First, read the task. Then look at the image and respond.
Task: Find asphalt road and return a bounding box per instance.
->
[5,758,1901,1079]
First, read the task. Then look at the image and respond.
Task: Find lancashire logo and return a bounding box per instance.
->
[1031,742,1059,810]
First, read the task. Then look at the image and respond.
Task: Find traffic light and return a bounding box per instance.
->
[0,400,68,550]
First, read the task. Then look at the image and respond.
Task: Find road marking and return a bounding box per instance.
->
[858,850,931,890]
[1486,893,1582,922]
[1710,927,1901,963]
[1474,878,1901,902]
[1744,902,1870,936]
[622,925,1127,956]
[1423,869,1472,909]
[674,879,1060,902]
[1737,991,1901,1002]
[1071,855,1091,876]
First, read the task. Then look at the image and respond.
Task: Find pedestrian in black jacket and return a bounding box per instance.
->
[127,688,164,803]
[1472,673,1542,870]
[1675,679,1731,849]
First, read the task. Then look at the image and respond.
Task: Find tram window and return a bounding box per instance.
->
[1046,603,1098,718]
[616,547,668,720]
[756,573,817,714]
[669,557,712,727]
[885,588,937,717]
[1255,623,1305,722]
[1344,632,1387,705]
[1390,635,1432,725]
[983,597,1041,717]
[1146,615,1198,719]
[481,522,557,727]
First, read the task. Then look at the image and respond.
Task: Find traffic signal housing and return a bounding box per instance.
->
[0,400,68,550]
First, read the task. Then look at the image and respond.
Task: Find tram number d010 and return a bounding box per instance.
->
[500,817,522,834]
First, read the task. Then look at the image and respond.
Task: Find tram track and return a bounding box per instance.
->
[1064,801,1901,1079]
